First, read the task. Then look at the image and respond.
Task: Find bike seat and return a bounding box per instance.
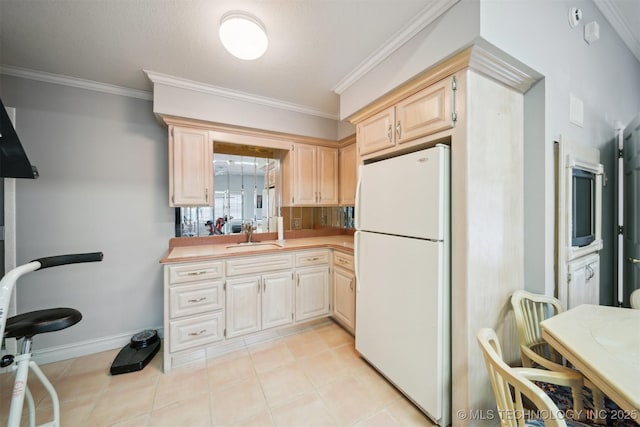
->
[4,308,82,339]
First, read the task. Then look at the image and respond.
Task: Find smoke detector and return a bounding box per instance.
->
[568,7,582,28]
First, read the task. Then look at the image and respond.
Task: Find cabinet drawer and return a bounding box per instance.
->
[295,250,330,267]
[169,280,224,319]
[333,251,354,272]
[168,261,223,284]
[226,254,293,277]
[169,312,224,353]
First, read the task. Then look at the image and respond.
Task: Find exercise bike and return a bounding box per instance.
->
[0,252,103,427]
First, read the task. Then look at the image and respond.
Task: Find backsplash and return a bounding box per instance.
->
[281,206,354,231]
[175,206,354,237]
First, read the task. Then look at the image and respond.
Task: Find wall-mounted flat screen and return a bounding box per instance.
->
[572,168,595,247]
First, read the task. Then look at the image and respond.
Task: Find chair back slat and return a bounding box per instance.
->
[477,328,567,427]
[512,290,564,349]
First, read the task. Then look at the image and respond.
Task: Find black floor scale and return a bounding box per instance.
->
[110,329,160,375]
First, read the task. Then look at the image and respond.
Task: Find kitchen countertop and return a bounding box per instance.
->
[160,235,354,264]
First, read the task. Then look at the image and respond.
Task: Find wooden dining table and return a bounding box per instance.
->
[540,304,640,417]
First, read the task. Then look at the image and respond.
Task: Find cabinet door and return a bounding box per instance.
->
[226,276,261,338]
[339,143,357,206]
[317,147,339,205]
[296,266,330,321]
[357,107,395,156]
[395,77,453,144]
[170,126,213,206]
[333,267,355,332]
[293,144,318,205]
[261,271,294,330]
[567,255,600,309]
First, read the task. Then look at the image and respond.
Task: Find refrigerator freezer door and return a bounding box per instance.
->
[357,145,448,240]
[355,231,448,422]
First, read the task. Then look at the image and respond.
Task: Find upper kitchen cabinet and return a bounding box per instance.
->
[356,75,455,158]
[339,138,357,206]
[357,107,395,156]
[169,126,213,207]
[282,143,338,206]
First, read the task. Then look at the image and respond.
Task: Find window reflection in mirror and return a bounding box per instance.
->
[176,144,281,237]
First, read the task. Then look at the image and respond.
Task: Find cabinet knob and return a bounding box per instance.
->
[387,124,392,141]
[396,121,401,139]
[187,297,207,303]
[188,329,206,336]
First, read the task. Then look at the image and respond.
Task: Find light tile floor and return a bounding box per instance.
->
[0,321,436,426]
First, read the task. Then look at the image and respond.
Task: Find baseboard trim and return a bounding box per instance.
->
[31,327,164,366]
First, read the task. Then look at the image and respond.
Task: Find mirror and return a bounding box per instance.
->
[176,144,281,237]
[174,143,355,238]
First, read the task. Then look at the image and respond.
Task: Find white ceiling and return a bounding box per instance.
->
[0,0,430,118]
[0,0,638,120]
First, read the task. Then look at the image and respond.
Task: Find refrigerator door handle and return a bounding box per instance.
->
[355,165,363,230]
[354,230,361,292]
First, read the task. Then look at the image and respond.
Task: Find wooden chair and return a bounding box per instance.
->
[510,290,604,422]
[477,328,589,427]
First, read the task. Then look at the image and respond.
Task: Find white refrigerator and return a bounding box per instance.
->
[355,145,450,426]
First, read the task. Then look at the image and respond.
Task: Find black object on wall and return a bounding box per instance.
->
[0,97,39,179]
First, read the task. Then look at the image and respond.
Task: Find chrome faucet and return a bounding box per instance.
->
[242,222,255,243]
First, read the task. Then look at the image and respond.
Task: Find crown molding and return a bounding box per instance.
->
[332,0,460,95]
[467,43,541,94]
[0,65,152,101]
[594,0,640,63]
[144,70,339,121]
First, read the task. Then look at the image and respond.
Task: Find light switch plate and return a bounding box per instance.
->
[569,93,584,127]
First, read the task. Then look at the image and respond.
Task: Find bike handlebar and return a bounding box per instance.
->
[32,252,104,270]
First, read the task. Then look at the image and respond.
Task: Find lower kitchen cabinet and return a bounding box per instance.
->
[296,266,330,322]
[566,253,600,309]
[163,248,342,372]
[226,271,294,339]
[333,267,355,333]
[261,271,295,330]
[225,276,261,339]
[163,260,225,373]
[332,251,356,334]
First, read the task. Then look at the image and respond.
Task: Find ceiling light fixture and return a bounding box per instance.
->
[219,11,268,60]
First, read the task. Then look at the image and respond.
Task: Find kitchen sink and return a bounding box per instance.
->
[225,242,284,251]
